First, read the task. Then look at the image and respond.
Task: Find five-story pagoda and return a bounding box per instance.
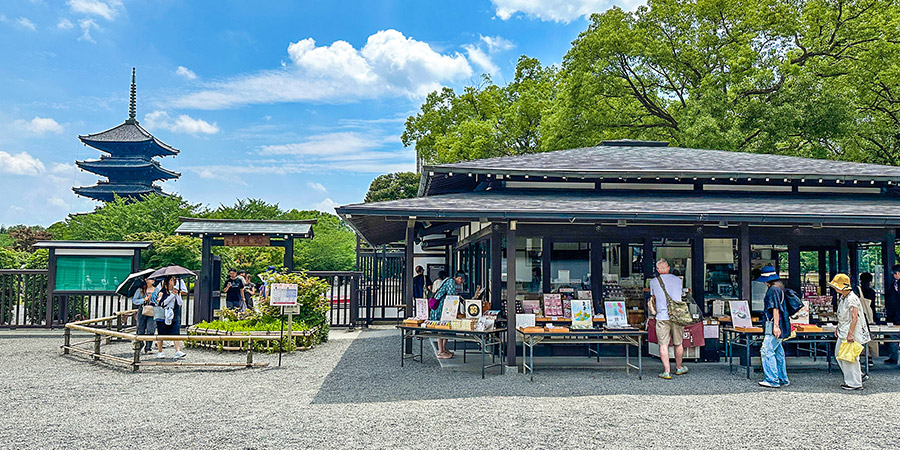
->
[74,68,180,202]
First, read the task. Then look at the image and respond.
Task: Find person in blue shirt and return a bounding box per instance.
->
[131,277,156,354]
[757,265,791,388]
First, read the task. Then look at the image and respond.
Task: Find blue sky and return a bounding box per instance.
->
[0,0,638,226]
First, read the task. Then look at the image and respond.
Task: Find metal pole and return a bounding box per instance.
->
[278,306,285,367]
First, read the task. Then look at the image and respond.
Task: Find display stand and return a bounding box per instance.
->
[723,328,835,378]
[397,326,506,378]
[516,328,646,381]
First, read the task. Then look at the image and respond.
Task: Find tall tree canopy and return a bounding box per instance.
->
[404,0,900,165]
[364,172,420,203]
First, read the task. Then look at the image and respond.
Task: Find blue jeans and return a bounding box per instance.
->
[761,329,788,385]
[887,337,899,361]
[136,312,156,352]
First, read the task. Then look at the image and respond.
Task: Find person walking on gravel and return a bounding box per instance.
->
[831,274,871,390]
[648,258,688,379]
[756,265,790,388]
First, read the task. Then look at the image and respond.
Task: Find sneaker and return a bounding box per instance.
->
[758,381,780,388]
[173,351,187,359]
[862,374,870,383]
[675,366,689,375]
[658,372,672,380]
[841,384,863,390]
[779,380,790,387]
[156,352,166,359]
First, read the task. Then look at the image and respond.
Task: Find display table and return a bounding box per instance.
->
[723,328,835,379]
[865,330,900,375]
[516,328,646,381]
[397,326,506,378]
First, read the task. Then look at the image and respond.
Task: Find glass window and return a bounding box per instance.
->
[55,256,132,292]
[704,239,738,306]
[550,241,590,292]
[515,237,543,295]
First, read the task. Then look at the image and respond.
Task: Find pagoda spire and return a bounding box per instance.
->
[126,67,138,124]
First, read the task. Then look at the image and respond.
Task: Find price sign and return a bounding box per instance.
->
[270,283,298,306]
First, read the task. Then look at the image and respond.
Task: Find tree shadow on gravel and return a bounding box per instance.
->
[310,333,900,405]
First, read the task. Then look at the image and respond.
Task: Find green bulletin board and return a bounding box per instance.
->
[55,256,132,292]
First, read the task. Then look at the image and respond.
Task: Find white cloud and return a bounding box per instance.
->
[171,29,472,109]
[143,110,219,135]
[491,0,642,22]
[78,18,98,42]
[307,182,327,194]
[14,116,63,135]
[176,66,197,80]
[67,0,122,21]
[260,131,380,156]
[480,35,515,53]
[16,17,36,31]
[57,18,74,30]
[464,45,499,76]
[312,198,338,215]
[0,151,45,175]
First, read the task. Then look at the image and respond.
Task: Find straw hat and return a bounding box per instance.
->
[828,273,852,291]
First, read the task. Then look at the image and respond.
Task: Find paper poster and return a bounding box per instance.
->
[604,301,628,328]
[577,290,592,300]
[729,300,753,328]
[440,295,460,322]
[465,299,483,319]
[571,300,592,329]
[559,287,576,301]
[563,299,572,318]
[415,298,428,320]
[516,313,536,328]
[543,293,562,317]
[269,283,298,306]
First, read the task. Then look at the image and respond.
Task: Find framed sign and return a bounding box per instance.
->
[55,255,132,292]
[269,283,298,306]
[224,235,270,247]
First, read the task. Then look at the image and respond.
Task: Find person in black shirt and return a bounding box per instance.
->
[412,266,428,298]
[239,270,255,310]
[223,269,244,310]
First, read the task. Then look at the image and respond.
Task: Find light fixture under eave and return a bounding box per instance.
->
[812,223,824,229]
[617,219,627,228]
[718,220,728,229]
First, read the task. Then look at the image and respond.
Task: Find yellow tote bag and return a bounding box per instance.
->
[837,341,864,362]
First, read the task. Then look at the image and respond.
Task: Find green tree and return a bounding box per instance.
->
[364,172,420,203]
[125,232,202,271]
[402,56,558,164]
[57,194,205,241]
[8,225,52,252]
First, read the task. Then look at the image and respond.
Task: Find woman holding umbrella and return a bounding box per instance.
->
[149,265,194,359]
[131,277,157,354]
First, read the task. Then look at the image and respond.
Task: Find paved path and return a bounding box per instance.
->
[1,327,898,449]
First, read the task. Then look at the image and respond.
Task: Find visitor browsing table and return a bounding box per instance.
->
[396,326,506,378]
[723,328,835,379]
[516,328,646,381]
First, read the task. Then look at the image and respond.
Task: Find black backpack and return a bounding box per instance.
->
[784,288,804,317]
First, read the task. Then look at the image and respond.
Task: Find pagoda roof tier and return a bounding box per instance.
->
[73,182,168,203]
[76,157,180,180]
[79,122,179,157]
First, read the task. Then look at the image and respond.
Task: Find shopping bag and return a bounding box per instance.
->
[837,340,864,363]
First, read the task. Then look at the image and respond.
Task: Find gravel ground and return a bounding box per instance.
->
[1,327,899,449]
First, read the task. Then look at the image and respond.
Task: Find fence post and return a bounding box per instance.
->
[132,339,141,372]
[63,327,70,354]
[349,274,359,330]
[247,338,253,367]
[93,333,101,361]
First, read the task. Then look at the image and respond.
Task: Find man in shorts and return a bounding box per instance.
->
[648,258,688,379]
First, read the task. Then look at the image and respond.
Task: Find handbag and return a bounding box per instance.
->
[428,297,439,310]
[657,276,693,326]
[141,304,155,317]
[837,340,864,362]
[153,305,166,321]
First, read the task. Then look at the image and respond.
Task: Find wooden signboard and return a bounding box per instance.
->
[224,235,270,247]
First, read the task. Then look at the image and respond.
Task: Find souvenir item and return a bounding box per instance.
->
[465,299,483,319]
[604,301,628,328]
[522,299,542,315]
[571,300,592,329]
[729,301,753,328]
[440,295,461,322]
[415,298,428,320]
[577,290,592,300]
[543,293,563,317]
[516,313,536,328]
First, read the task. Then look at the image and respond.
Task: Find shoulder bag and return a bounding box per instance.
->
[657,276,693,326]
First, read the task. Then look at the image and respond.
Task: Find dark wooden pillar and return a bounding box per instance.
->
[642,239,654,279]
[884,230,897,309]
[691,232,705,312]
[838,239,850,274]
[195,236,212,323]
[591,240,603,313]
[541,238,551,294]
[740,224,751,301]
[620,241,630,278]
[849,242,859,288]
[818,250,828,296]
[45,248,56,327]
[490,225,502,310]
[788,243,801,292]
[828,249,838,280]
[403,220,416,354]
[506,221,517,368]
[283,238,294,271]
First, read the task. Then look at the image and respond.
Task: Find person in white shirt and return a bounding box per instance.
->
[648,258,687,379]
